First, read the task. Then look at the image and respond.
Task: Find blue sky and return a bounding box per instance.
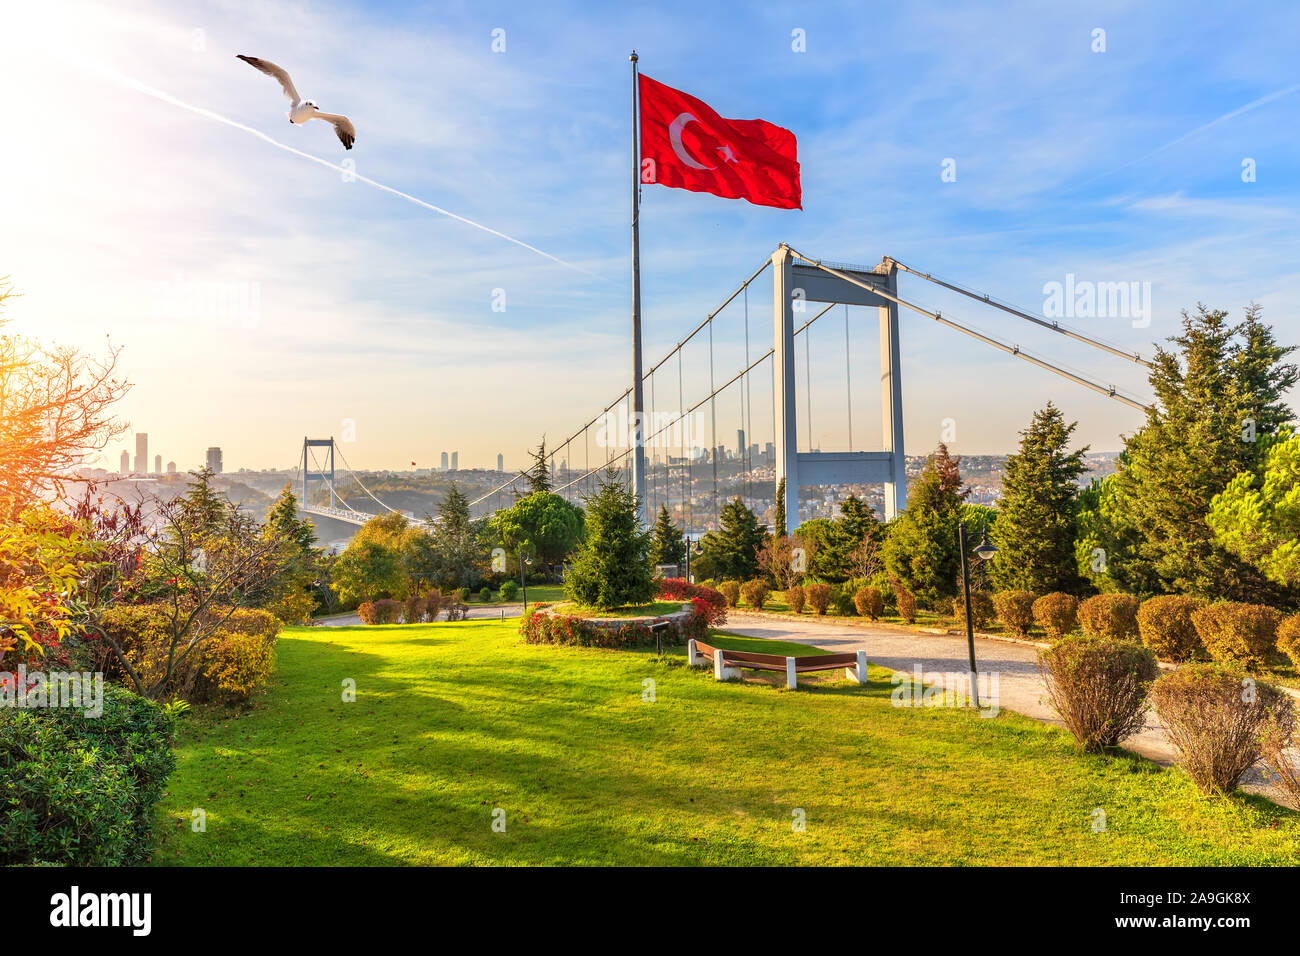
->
[2,0,1298,472]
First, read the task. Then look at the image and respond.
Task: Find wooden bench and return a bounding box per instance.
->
[689,639,867,689]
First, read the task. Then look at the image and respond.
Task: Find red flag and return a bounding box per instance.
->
[638,74,801,210]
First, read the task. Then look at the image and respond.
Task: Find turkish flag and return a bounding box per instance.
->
[638,74,801,210]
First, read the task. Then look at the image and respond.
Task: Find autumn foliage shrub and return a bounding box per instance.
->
[1135,595,1206,662]
[784,585,806,615]
[1278,614,1300,669]
[1038,635,1157,752]
[1032,592,1079,641]
[357,601,378,625]
[740,578,770,610]
[718,581,741,608]
[854,586,883,621]
[1078,593,1140,642]
[193,608,280,704]
[805,583,832,616]
[1192,602,1281,670]
[992,590,1036,638]
[656,578,727,626]
[1151,663,1291,794]
[404,595,427,624]
[888,575,917,624]
[372,598,404,625]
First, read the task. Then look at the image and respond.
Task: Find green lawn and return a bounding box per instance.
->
[154,618,1300,866]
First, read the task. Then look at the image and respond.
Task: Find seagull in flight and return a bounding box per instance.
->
[236,54,356,150]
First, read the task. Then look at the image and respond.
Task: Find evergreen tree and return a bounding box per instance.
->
[426,483,485,590]
[565,467,654,609]
[699,497,767,581]
[773,477,787,537]
[989,403,1089,594]
[526,436,552,493]
[1103,305,1294,600]
[882,444,967,607]
[649,503,687,568]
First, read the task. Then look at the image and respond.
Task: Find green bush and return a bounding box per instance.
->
[1136,595,1206,662]
[784,585,806,614]
[805,583,832,616]
[479,586,493,603]
[1192,602,1281,670]
[457,587,471,603]
[739,578,770,610]
[0,686,175,865]
[1151,663,1291,794]
[1038,635,1157,752]
[1032,592,1079,641]
[1278,614,1300,669]
[1078,593,1140,642]
[500,580,519,602]
[718,581,741,608]
[992,590,1036,638]
[830,584,855,616]
[854,587,883,621]
[951,591,995,631]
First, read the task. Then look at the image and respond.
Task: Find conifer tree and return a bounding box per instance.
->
[565,467,654,609]
[699,497,767,581]
[882,444,967,607]
[649,503,687,568]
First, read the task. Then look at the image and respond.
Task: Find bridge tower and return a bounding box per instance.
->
[772,244,907,533]
[302,437,337,510]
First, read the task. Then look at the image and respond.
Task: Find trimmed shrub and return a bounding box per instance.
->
[1278,614,1300,670]
[1151,663,1290,794]
[656,578,727,626]
[830,585,855,617]
[1078,593,1140,642]
[357,600,378,625]
[740,578,770,610]
[888,575,917,624]
[785,585,806,615]
[195,609,280,704]
[372,598,404,625]
[1032,592,1079,641]
[718,581,741,608]
[1038,635,1158,752]
[404,595,427,624]
[993,590,1036,638]
[0,686,175,865]
[854,586,883,621]
[478,586,492,603]
[500,580,519,602]
[1259,703,1300,808]
[951,591,995,631]
[1136,595,1206,662]
[805,583,832,616]
[1192,602,1281,670]
[425,589,445,621]
[457,587,471,603]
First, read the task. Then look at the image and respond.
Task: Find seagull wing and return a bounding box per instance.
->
[311,111,356,150]
[236,55,300,105]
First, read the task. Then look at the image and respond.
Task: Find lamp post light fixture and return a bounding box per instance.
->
[685,536,703,582]
[958,522,998,708]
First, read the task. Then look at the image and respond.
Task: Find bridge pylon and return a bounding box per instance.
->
[302,437,338,510]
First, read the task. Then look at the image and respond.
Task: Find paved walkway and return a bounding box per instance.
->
[726,611,1292,806]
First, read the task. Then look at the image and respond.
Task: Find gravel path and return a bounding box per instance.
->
[725,611,1292,805]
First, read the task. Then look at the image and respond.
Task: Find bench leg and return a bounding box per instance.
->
[714,651,740,681]
[785,657,797,690]
[687,639,698,667]
[845,650,868,685]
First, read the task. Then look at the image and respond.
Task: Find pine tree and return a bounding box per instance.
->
[427,483,483,589]
[882,444,967,607]
[774,477,787,537]
[649,503,687,568]
[989,403,1088,594]
[699,497,767,581]
[564,467,654,609]
[526,436,552,493]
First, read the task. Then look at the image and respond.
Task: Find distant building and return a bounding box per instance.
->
[440,451,448,471]
[154,454,161,474]
[206,447,223,474]
[736,429,745,457]
[134,433,148,474]
[450,451,458,471]
[120,450,130,474]
[497,453,504,473]
[166,461,177,474]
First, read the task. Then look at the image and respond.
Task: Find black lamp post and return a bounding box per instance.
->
[520,552,533,611]
[958,522,998,707]
[685,537,703,582]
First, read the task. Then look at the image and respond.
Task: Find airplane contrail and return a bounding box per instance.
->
[100,67,604,280]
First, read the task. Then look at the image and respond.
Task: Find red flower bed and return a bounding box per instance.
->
[657,578,727,626]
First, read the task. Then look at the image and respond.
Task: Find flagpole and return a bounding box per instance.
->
[629,50,647,526]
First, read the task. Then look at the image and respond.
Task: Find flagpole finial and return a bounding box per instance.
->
[629,50,638,62]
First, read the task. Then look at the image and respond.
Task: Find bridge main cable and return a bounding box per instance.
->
[889,258,1153,369]
[784,246,1151,413]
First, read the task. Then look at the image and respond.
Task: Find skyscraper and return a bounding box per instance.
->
[206,447,223,474]
[440,451,448,471]
[154,454,161,474]
[497,453,504,473]
[120,450,129,474]
[166,461,177,474]
[450,451,458,471]
[134,433,148,474]
[736,429,745,457]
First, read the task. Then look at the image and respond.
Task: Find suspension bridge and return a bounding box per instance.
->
[291,244,1152,534]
